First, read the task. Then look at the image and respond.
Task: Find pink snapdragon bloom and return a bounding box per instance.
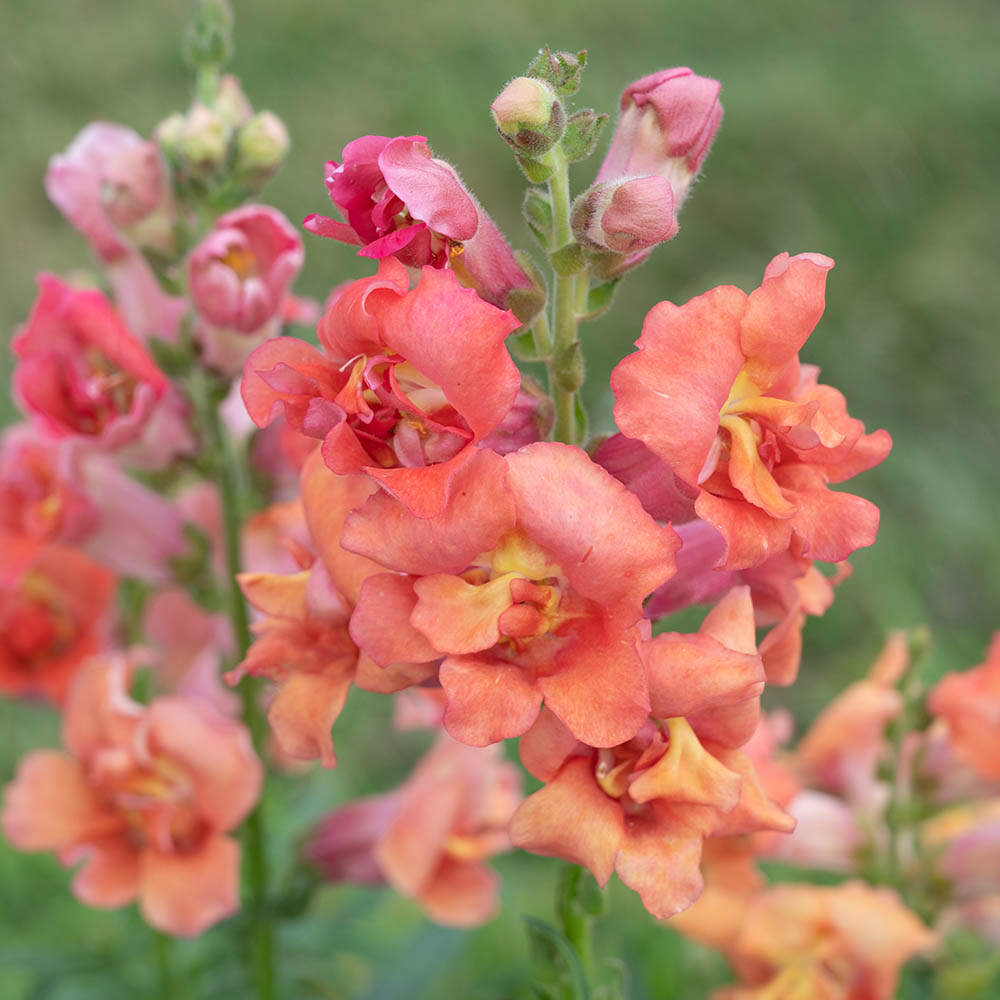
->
[45,123,184,341]
[306,733,521,926]
[927,632,1000,781]
[595,68,722,209]
[344,444,678,748]
[0,535,116,703]
[304,135,541,320]
[46,122,172,262]
[0,427,187,583]
[1,656,262,937]
[612,253,891,569]
[242,258,521,517]
[142,589,237,715]
[188,205,305,374]
[12,275,192,467]
[510,588,791,919]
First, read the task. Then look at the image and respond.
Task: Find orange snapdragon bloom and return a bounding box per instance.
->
[307,733,521,926]
[928,632,1000,781]
[693,881,935,1000]
[2,656,262,936]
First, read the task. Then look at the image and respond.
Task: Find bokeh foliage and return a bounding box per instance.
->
[0,0,997,995]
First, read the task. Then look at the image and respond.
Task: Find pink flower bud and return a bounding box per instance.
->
[596,67,722,208]
[491,77,564,157]
[571,175,677,254]
[188,205,304,373]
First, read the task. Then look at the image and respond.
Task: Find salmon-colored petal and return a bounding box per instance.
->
[377,266,521,440]
[412,573,516,654]
[416,856,499,928]
[341,449,515,575]
[350,573,440,666]
[509,757,624,885]
[70,836,141,908]
[739,253,833,390]
[2,751,120,850]
[144,698,262,831]
[300,450,383,604]
[540,622,650,748]
[354,652,439,694]
[441,654,542,746]
[699,585,757,655]
[241,337,342,431]
[775,465,881,562]
[759,610,805,686]
[706,745,795,835]
[688,698,761,750]
[612,285,747,487]
[645,633,764,720]
[139,836,241,937]
[505,443,678,620]
[268,665,354,768]
[614,806,705,919]
[694,490,793,570]
[366,445,479,519]
[238,570,310,620]
[375,760,465,896]
[518,707,580,782]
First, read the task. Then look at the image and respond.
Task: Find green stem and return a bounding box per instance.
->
[154,931,175,1000]
[193,360,275,1000]
[546,147,584,447]
[557,864,594,986]
[884,627,932,898]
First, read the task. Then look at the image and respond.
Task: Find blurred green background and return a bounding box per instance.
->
[1,0,997,996]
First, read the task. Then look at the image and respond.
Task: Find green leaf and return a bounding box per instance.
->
[524,188,555,249]
[524,917,591,1000]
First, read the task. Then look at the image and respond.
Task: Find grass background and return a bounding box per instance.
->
[1,0,997,995]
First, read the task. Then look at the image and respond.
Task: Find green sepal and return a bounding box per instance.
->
[549,242,584,277]
[561,110,609,163]
[554,340,584,393]
[516,152,558,184]
[527,47,588,97]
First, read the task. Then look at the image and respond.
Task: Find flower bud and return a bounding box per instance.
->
[233,111,289,187]
[179,102,229,175]
[571,176,677,254]
[596,67,722,208]
[491,77,564,158]
[154,112,186,161]
[211,73,253,130]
